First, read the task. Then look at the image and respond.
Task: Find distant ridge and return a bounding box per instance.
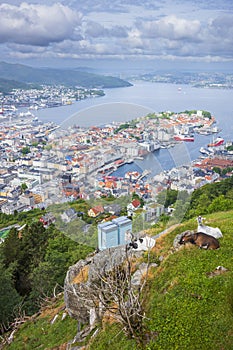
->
[0,61,132,89]
[0,77,39,94]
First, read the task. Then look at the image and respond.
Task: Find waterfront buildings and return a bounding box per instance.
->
[0,103,231,220]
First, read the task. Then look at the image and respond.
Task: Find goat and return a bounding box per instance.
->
[179,231,220,250]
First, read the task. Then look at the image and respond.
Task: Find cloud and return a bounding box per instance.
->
[192,14,233,58]
[209,15,233,38]
[0,2,82,46]
[137,15,201,41]
[0,1,233,63]
[7,43,46,54]
[84,21,128,38]
[84,21,107,38]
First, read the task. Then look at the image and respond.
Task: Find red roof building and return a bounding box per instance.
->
[88,205,105,217]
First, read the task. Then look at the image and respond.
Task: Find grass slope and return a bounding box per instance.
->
[3,210,233,350]
[4,295,78,350]
[88,210,233,350]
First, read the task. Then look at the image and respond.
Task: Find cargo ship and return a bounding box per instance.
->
[207,137,224,147]
[174,134,194,142]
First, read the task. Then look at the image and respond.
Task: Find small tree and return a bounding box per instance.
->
[21,183,28,193]
[21,146,30,155]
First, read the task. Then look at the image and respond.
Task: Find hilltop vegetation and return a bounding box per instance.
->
[0,77,39,94]
[184,175,233,218]
[2,210,233,350]
[1,177,233,349]
[0,219,94,333]
[0,61,132,89]
[86,210,233,350]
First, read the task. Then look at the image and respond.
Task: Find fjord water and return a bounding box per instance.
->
[36,81,233,175]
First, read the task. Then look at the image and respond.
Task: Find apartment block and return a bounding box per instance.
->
[98,216,132,250]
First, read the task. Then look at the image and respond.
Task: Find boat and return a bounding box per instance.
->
[153,142,161,151]
[198,130,210,135]
[211,126,221,133]
[199,147,215,155]
[199,147,210,155]
[125,171,141,180]
[207,137,224,147]
[197,126,221,135]
[174,134,194,142]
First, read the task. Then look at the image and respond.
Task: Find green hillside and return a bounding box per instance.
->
[78,210,233,350]
[0,61,132,88]
[0,77,39,94]
[2,209,233,350]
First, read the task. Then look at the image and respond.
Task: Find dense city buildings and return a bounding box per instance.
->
[0,88,233,231]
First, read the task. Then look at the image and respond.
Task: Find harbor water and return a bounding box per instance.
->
[35,81,233,176]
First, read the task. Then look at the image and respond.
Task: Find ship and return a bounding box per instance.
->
[174,134,194,142]
[134,156,144,160]
[207,137,224,147]
[153,142,161,151]
[199,147,214,156]
[199,147,210,155]
[196,126,221,135]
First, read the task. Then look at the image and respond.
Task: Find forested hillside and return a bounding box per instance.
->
[155,175,233,222]
[184,175,233,218]
[0,219,93,334]
[0,61,132,88]
[0,78,38,94]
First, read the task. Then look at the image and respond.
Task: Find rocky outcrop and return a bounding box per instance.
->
[64,258,91,324]
[64,244,155,330]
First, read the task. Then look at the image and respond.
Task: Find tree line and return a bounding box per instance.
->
[0,221,93,333]
[156,175,233,222]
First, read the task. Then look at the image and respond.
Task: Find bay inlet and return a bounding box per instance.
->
[35,81,233,176]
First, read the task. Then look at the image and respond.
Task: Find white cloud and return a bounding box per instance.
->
[137,15,201,41]
[0,0,233,63]
[124,29,145,49]
[0,2,82,45]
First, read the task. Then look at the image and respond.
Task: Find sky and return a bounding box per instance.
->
[1,0,233,72]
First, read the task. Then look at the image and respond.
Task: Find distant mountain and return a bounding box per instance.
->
[73,66,97,73]
[0,61,132,89]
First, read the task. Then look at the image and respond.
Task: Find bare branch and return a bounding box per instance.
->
[73,248,149,345]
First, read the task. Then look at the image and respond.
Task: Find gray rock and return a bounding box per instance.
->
[64,245,145,326]
[64,259,91,323]
[131,262,158,287]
